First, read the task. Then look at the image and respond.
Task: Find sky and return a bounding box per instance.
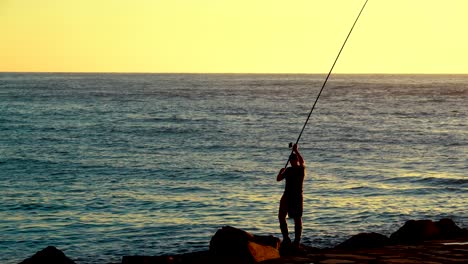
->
[1,0,467,74]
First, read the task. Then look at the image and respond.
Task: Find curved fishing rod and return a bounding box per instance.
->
[284,0,369,168]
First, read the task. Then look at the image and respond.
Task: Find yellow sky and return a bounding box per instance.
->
[1,0,467,73]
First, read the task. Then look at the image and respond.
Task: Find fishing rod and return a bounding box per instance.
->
[284,0,369,168]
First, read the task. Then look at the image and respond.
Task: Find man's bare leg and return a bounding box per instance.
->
[278,202,291,243]
[293,217,302,247]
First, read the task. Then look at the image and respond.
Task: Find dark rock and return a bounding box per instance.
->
[19,246,75,264]
[435,218,464,239]
[122,255,175,264]
[278,241,309,256]
[209,226,280,263]
[210,226,252,256]
[390,220,440,243]
[390,219,467,244]
[122,251,231,264]
[335,232,391,249]
[176,251,223,264]
[252,234,281,249]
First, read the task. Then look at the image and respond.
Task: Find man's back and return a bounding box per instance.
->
[284,166,305,197]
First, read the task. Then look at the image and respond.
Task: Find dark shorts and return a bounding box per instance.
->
[279,193,303,218]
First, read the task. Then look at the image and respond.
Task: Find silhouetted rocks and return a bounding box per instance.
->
[335,232,391,249]
[390,218,467,244]
[209,226,280,263]
[19,246,75,264]
[332,219,467,251]
[24,219,467,264]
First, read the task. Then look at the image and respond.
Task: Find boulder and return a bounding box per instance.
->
[19,246,76,264]
[390,219,466,244]
[390,220,439,243]
[435,218,464,239]
[209,226,280,263]
[335,232,391,249]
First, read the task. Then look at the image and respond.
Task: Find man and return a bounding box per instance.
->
[277,143,305,248]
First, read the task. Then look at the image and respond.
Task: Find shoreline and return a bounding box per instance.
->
[129,239,468,264]
[20,218,468,264]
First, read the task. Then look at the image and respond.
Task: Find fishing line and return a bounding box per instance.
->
[284,0,369,168]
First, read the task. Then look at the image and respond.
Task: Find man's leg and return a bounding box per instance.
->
[293,217,302,246]
[278,196,290,243]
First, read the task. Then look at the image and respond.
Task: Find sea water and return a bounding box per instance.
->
[0,73,466,263]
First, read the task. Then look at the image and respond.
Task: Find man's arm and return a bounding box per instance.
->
[293,144,305,166]
[277,168,286,181]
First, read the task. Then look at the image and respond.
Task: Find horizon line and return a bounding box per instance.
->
[1,71,468,75]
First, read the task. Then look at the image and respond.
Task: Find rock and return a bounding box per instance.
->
[390,220,440,243]
[122,251,234,264]
[122,255,175,264]
[19,246,76,264]
[209,226,280,263]
[278,242,308,257]
[247,241,282,262]
[435,218,464,239]
[252,234,281,249]
[335,232,391,249]
[390,219,467,244]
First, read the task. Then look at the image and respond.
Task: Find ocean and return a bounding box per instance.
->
[0,73,466,264]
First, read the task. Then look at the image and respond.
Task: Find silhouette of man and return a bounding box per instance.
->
[277,143,305,247]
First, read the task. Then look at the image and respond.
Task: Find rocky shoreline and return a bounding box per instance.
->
[20,219,468,264]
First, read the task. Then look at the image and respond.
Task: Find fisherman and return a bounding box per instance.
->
[277,143,306,248]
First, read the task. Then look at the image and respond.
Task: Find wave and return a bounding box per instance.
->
[381,175,468,187]
[413,176,468,186]
[5,202,71,212]
[126,114,217,123]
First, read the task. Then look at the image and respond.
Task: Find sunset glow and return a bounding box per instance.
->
[1,0,467,73]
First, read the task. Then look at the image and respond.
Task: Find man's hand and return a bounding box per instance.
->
[292,143,305,166]
[292,143,298,152]
[277,168,286,181]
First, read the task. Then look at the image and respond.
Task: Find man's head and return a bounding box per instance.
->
[289,153,299,167]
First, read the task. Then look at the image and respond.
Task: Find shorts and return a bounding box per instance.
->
[279,193,303,218]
